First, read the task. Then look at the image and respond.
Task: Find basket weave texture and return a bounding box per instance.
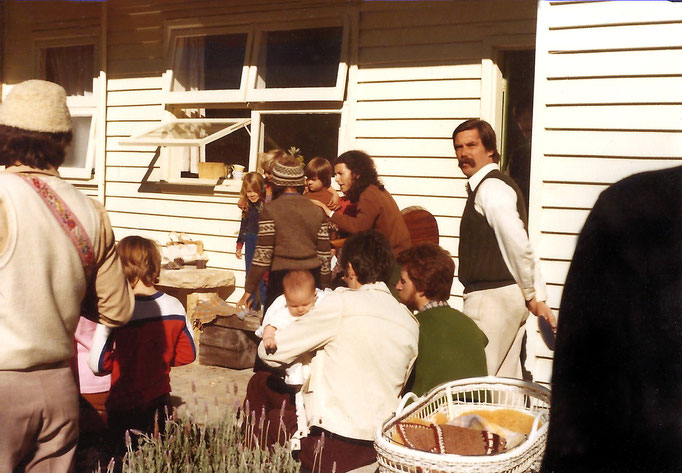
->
[375,377,551,473]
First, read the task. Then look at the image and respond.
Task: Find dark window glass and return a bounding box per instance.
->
[261,114,340,166]
[174,33,247,91]
[257,27,342,88]
[45,44,94,96]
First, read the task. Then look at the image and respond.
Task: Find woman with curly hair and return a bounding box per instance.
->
[312,150,411,255]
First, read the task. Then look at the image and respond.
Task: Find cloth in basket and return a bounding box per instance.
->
[395,422,507,455]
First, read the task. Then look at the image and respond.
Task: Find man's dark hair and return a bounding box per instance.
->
[333,150,384,203]
[397,243,455,302]
[0,124,72,169]
[451,119,501,163]
[340,230,394,285]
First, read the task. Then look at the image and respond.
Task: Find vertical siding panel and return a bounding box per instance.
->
[529,1,682,384]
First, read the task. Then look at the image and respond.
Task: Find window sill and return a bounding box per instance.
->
[142,177,243,195]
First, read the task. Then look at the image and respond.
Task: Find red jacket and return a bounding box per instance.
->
[90,291,196,411]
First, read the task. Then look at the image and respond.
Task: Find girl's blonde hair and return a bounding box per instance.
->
[116,235,161,286]
[240,172,266,202]
[259,149,288,174]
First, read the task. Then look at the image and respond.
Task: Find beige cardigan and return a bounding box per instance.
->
[259,282,419,441]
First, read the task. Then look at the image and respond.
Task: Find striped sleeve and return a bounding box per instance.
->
[245,206,274,294]
[316,221,332,287]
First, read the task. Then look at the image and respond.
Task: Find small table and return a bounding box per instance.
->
[157,267,236,325]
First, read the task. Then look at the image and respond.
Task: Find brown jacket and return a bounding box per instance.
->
[331,184,411,254]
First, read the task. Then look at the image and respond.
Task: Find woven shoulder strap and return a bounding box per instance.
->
[16,173,95,280]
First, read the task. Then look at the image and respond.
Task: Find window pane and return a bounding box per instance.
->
[45,45,94,96]
[173,33,247,91]
[205,109,251,170]
[261,114,340,166]
[63,116,93,169]
[256,27,342,89]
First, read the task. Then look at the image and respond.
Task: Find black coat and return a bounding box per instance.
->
[541,165,682,473]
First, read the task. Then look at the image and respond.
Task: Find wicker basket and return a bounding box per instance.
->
[375,377,551,473]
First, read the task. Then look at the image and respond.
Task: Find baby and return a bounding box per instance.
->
[255,269,328,448]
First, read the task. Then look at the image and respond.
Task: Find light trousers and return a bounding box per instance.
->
[463,284,529,379]
[0,365,79,473]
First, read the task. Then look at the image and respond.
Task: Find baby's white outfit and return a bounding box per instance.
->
[255,288,329,450]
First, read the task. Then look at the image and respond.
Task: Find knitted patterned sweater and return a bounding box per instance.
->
[245,193,331,293]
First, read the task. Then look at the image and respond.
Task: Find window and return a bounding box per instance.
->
[164,17,348,104]
[43,44,95,96]
[123,15,350,188]
[35,39,101,179]
[120,117,251,184]
[260,113,341,168]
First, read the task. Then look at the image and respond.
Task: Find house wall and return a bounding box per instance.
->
[529,0,682,380]
[8,1,680,386]
[101,0,540,306]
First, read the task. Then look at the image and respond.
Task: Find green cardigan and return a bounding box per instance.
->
[407,305,488,397]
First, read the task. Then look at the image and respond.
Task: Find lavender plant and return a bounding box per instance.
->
[95,383,300,473]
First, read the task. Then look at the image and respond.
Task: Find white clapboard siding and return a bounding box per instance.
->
[544,104,682,131]
[357,63,481,82]
[531,0,682,384]
[355,99,480,120]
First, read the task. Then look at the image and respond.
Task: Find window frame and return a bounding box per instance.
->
[246,17,350,103]
[163,24,254,105]
[33,34,102,180]
[143,12,352,191]
[120,117,252,186]
[59,104,98,179]
[163,16,349,105]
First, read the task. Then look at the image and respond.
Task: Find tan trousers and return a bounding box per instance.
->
[463,284,528,379]
[0,365,79,473]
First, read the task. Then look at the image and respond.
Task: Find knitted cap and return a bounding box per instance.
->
[270,160,305,187]
[0,80,72,133]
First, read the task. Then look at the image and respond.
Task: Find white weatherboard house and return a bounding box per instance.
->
[2,0,681,386]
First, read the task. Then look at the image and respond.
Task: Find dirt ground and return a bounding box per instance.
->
[169,360,253,423]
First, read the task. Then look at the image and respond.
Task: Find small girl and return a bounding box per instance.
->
[236,172,267,309]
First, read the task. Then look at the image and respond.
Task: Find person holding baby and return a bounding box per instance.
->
[244,230,418,473]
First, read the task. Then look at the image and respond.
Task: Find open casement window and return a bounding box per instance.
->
[120,118,251,185]
[163,16,349,105]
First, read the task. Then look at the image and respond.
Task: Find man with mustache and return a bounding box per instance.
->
[453,119,556,379]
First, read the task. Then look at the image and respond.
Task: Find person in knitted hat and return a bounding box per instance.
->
[0,80,133,472]
[237,155,332,313]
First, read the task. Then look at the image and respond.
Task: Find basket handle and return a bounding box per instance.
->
[528,411,545,443]
[396,392,419,416]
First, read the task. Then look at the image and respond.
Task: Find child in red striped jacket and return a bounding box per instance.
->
[90,236,196,451]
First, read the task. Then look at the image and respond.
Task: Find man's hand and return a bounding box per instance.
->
[236,247,242,259]
[526,297,557,331]
[262,325,277,354]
